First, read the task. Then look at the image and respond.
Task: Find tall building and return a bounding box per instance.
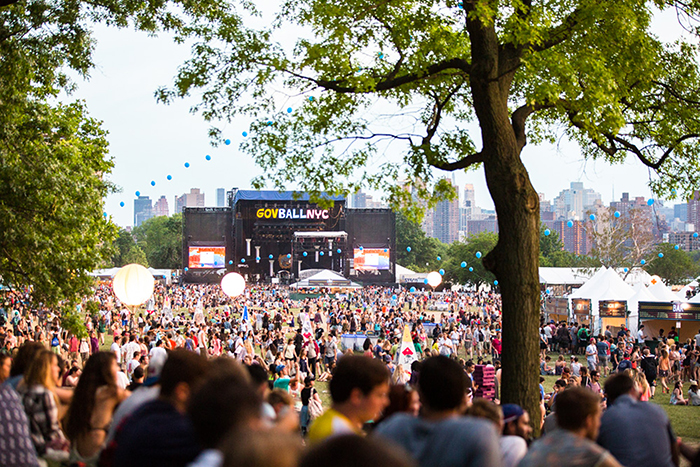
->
[674,203,688,222]
[216,188,226,207]
[610,192,651,219]
[351,189,385,208]
[134,196,153,227]
[175,188,206,214]
[553,182,601,220]
[545,219,591,255]
[431,179,460,244]
[687,191,700,232]
[154,196,169,217]
[669,231,700,252]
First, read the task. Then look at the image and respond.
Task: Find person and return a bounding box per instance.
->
[519,387,622,467]
[300,435,416,467]
[0,383,41,467]
[688,380,700,406]
[308,355,389,443]
[638,325,647,344]
[5,341,44,390]
[639,348,658,399]
[670,380,688,406]
[0,353,11,383]
[220,430,303,467]
[596,336,610,376]
[501,403,533,442]
[110,350,210,467]
[300,376,321,436]
[659,348,671,394]
[63,352,129,465]
[374,356,501,467]
[466,399,527,467]
[597,372,678,467]
[585,338,598,371]
[374,384,421,427]
[17,349,68,457]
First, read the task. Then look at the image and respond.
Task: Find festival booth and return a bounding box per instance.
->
[595,271,635,334]
[289,269,361,299]
[638,301,700,342]
[627,282,657,337]
[543,297,569,323]
[571,298,592,327]
[569,267,608,326]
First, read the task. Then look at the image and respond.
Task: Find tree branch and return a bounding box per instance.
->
[430,151,485,171]
[511,102,554,149]
[530,7,584,53]
[0,0,19,7]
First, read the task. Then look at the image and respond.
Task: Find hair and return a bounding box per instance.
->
[300,435,416,467]
[23,349,57,389]
[64,352,117,441]
[132,365,145,380]
[245,364,269,387]
[188,373,262,449]
[159,349,210,398]
[465,398,502,427]
[221,430,302,467]
[555,387,601,431]
[329,356,389,404]
[375,384,418,425]
[10,341,44,377]
[418,356,469,411]
[268,388,293,408]
[604,373,635,406]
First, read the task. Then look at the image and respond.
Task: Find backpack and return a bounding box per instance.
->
[617,359,632,372]
[51,336,60,347]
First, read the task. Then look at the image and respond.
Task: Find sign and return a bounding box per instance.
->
[638,301,700,321]
[572,298,591,315]
[256,207,329,220]
[544,297,569,318]
[599,300,628,318]
[396,324,418,370]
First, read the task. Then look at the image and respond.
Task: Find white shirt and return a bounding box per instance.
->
[110,342,122,363]
[586,344,598,360]
[149,346,167,360]
[637,330,646,343]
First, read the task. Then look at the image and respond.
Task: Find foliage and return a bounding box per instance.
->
[444,232,498,286]
[585,207,654,271]
[61,307,88,339]
[645,243,700,286]
[132,214,182,269]
[123,245,149,268]
[395,212,446,272]
[110,228,136,267]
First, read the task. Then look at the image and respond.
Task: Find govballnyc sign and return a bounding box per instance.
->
[256,207,329,220]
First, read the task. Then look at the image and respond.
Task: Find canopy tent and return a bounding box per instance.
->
[90,268,173,284]
[676,281,698,301]
[539,268,592,286]
[594,272,635,335]
[395,264,418,282]
[689,292,700,304]
[647,281,680,302]
[615,268,653,287]
[569,267,607,299]
[627,283,657,337]
[638,301,700,342]
[289,269,361,289]
[568,267,607,328]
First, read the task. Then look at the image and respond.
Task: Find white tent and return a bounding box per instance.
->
[626,283,657,337]
[647,281,680,302]
[615,268,653,287]
[396,264,418,282]
[677,281,698,301]
[591,269,635,334]
[290,269,361,289]
[539,267,592,286]
[688,292,700,304]
[569,267,607,299]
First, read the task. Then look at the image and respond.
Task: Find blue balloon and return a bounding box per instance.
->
[229,260,233,265]
[409,287,416,293]
[242,131,248,137]
[384,249,388,253]
[458,1,463,8]
[119,201,125,207]
[241,258,245,263]
[167,175,172,180]
[659,253,664,258]
[287,254,291,258]
[135,191,140,197]
[224,139,231,145]
[494,280,499,285]
[675,245,680,250]
[256,256,260,261]
[320,251,325,256]
[546,288,551,294]
[287,107,292,113]
[267,121,273,126]
[269,254,274,259]
[614,211,621,218]
[337,248,341,254]
[184,267,189,272]
[469,267,473,272]
[205,155,211,161]
[103,212,107,217]
[461,261,467,268]
[672,188,677,194]
[303,251,308,257]
[184,162,190,168]
[624,267,629,273]
[439,269,445,275]
[392,294,397,300]
[406,246,412,252]
[378,52,384,59]
[647,198,654,206]
[309,96,314,101]
[640,259,646,265]
[694,232,699,238]
[476,251,482,259]
[359,246,363,250]
[437,256,441,261]
[544,229,551,236]
[589,214,596,221]
[567,220,574,228]
[150,181,156,186]
[423,279,428,284]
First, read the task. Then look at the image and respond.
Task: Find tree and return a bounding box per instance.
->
[645,243,700,286]
[586,207,654,272]
[396,212,446,271]
[445,232,497,286]
[123,245,149,268]
[132,214,183,269]
[159,0,700,429]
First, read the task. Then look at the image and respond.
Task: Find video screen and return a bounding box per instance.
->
[353,248,390,271]
[188,246,226,269]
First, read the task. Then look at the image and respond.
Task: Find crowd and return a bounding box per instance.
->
[1,281,699,467]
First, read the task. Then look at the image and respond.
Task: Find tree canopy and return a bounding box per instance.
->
[132,214,183,269]
[645,242,700,285]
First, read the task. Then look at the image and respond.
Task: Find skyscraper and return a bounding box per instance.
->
[688,190,700,231]
[134,196,153,227]
[175,188,206,214]
[154,196,169,217]
[431,179,460,244]
[216,188,226,207]
[553,182,601,220]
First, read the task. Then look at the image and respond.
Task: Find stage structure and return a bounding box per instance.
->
[182,190,396,284]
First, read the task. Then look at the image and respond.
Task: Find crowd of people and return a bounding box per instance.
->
[1,281,699,467]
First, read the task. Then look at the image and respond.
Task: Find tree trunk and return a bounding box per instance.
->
[466,12,541,433]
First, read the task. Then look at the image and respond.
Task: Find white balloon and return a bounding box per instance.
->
[427,271,442,288]
[112,264,155,307]
[221,272,246,297]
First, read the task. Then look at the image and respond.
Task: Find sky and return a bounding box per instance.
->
[69,6,692,227]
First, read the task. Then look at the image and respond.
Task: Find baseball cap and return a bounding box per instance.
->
[502,404,524,424]
[143,352,167,387]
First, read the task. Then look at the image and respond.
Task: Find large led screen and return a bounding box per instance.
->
[353,248,390,271]
[188,246,226,269]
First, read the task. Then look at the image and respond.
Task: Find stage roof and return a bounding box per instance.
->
[232,190,345,204]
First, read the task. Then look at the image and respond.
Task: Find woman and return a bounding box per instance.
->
[687,381,700,406]
[18,349,68,456]
[299,376,321,436]
[374,384,421,427]
[539,327,548,358]
[554,355,566,376]
[64,352,129,465]
[298,348,310,381]
[659,348,671,394]
[283,338,297,364]
[670,380,689,406]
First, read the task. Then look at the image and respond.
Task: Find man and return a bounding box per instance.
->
[597,373,678,467]
[596,336,610,376]
[520,387,621,467]
[588,370,602,395]
[694,328,700,348]
[640,348,658,399]
[502,403,533,442]
[308,355,389,443]
[637,325,647,344]
[586,338,598,371]
[438,332,454,357]
[374,355,500,467]
[111,350,210,467]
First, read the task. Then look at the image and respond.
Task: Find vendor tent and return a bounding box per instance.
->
[627,283,657,337]
[290,270,361,289]
[569,267,607,300]
[569,267,607,328]
[647,281,680,302]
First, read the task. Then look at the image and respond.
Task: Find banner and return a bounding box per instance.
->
[396,324,418,370]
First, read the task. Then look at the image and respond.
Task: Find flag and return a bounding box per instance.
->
[396,324,418,370]
[242,305,249,322]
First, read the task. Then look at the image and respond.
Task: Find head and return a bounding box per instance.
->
[378,384,421,423]
[300,435,416,467]
[221,430,302,467]
[466,398,503,430]
[604,372,636,406]
[418,356,470,413]
[9,341,44,378]
[159,349,210,413]
[502,404,533,440]
[0,354,11,382]
[555,387,602,440]
[329,355,390,424]
[24,350,59,389]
